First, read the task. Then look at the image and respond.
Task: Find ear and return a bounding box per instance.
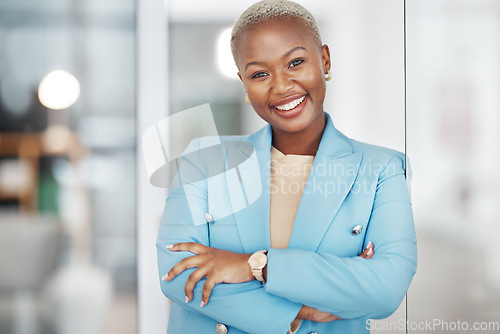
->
[321,44,331,73]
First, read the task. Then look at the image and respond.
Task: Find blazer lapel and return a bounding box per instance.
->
[225,126,272,253]
[287,152,362,251]
[288,114,362,251]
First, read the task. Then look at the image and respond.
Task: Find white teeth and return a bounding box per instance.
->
[275,96,305,111]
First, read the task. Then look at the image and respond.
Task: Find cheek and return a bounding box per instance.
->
[247,85,270,107]
[289,63,324,88]
[303,69,326,99]
[244,86,272,120]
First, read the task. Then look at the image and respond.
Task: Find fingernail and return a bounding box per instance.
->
[185,296,189,303]
[366,241,373,249]
[367,248,373,256]
[162,273,169,280]
[200,301,205,307]
[166,244,173,249]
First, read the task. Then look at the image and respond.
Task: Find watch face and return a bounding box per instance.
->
[249,252,267,269]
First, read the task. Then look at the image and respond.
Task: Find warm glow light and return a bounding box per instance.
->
[38,70,81,110]
[216,28,239,79]
[42,125,72,154]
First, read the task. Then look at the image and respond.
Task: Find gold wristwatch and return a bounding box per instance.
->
[247,250,268,283]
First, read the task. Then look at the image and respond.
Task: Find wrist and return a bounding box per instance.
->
[247,250,268,283]
[296,305,314,321]
[296,305,308,320]
[243,254,254,281]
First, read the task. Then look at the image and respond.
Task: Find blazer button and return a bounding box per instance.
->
[309,332,319,334]
[351,225,363,235]
[215,323,228,334]
[205,213,214,223]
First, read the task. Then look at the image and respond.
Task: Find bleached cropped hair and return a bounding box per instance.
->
[230,0,322,60]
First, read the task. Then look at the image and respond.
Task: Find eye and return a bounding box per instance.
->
[289,58,305,68]
[251,71,268,79]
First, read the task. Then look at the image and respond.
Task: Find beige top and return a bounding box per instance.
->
[269,145,315,249]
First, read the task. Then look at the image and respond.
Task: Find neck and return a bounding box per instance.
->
[271,114,326,155]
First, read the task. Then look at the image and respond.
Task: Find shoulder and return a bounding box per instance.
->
[352,139,404,162]
[345,137,407,177]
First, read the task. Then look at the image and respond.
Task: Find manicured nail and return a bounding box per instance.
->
[367,248,373,256]
[200,301,205,307]
[366,241,373,249]
[185,295,189,303]
[162,273,169,280]
[166,244,173,249]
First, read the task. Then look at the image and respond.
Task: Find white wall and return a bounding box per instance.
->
[137,0,169,333]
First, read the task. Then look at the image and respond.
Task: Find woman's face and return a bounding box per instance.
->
[235,17,331,137]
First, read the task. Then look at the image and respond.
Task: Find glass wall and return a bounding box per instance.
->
[407,0,500,333]
[0,0,137,333]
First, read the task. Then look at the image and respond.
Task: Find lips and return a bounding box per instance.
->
[271,94,308,119]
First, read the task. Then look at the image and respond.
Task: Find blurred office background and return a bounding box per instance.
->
[0,0,137,333]
[406,0,500,332]
[1,0,499,334]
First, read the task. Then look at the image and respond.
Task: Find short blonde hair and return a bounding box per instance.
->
[230,0,322,61]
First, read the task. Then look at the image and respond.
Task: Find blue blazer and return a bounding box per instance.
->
[156,112,417,334]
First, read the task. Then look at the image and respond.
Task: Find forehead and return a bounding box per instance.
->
[234,17,319,63]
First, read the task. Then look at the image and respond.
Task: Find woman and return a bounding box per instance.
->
[156,1,417,333]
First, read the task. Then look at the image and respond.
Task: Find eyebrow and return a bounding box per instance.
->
[244,46,306,71]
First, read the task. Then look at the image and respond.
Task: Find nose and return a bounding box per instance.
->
[272,71,294,95]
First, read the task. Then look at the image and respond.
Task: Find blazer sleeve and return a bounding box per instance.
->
[264,152,417,320]
[156,139,302,334]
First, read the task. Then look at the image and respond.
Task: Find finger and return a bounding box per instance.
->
[201,277,217,307]
[167,242,207,254]
[185,268,207,302]
[359,241,374,258]
[164,256,200,281]
[364,242,375,259]
[365,246,374,259]
[359,248,369,258]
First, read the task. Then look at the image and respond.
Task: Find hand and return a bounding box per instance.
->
[162,242,254,306]
[297,305,341,322]
[359,241,374,259]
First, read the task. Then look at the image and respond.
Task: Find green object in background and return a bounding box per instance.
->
[38,169,59,214]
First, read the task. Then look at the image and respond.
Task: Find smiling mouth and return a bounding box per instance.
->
[274,95,306,112]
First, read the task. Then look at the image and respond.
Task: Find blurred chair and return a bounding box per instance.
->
[0,214,113,334]
[0,214,60,334]
[40,265,112,334]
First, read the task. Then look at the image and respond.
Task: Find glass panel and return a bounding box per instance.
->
[407,0,500,332]
[0,0,137,333]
